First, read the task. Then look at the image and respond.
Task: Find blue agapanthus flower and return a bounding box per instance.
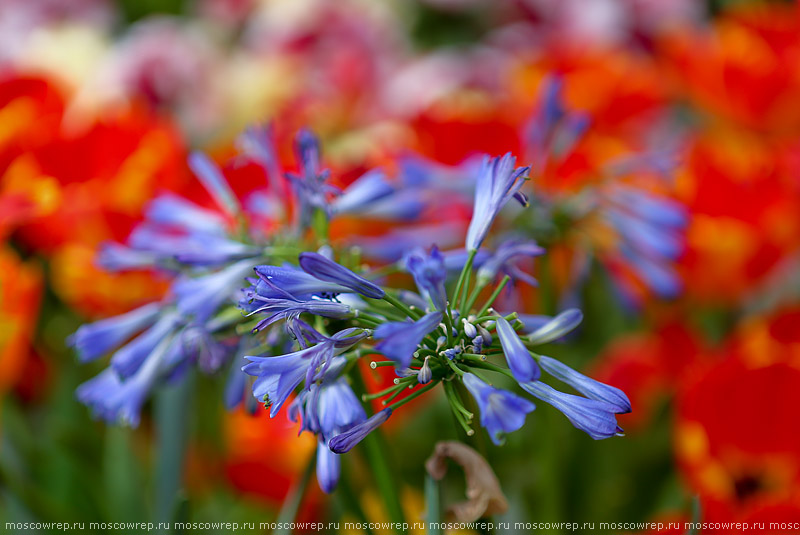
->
[405,246,447,310]
[299,252,385,299]
[329,408,393,454]
[462,373,536,445]
[520,381,623,440]
[373,311,442,368]
[496,317,540,382]
[69,302,161,363]
[466,154,531,251]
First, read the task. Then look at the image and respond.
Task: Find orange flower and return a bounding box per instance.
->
[0,246,42,394]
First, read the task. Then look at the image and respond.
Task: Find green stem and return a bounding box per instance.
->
[451,250,478,310]
[382,293,420,319]
[154,370,193,532]
[444,358,465,377]
[274,454,315,535]
[476,275,511,318]
[464,280,488,316]
[386,382,437,410]
[350,367,407,534]
[425,474,442,535]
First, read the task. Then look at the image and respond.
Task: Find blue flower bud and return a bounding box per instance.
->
[462,318,477,339]
[418,357,433,384]
[495,317,540,382]
[329,408,392,453]
[299,252,385,299]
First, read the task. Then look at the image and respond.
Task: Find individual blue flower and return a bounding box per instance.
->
[607,208,683,261]
[165,325,232,374]
[237,124,281,182]
[620,245,682,299]
[374,311,442,368]
[607,186,687,229]
[251,264,353,301]
[96,242,159,271]
[299,252,385,299]
[145,194,228,235]
[286,129,334,226]
[442,248,491,273]
[331,169,395,215]
[172,259,254,322]
[527,76,590,164]
[187,151,241,216]
[538,356,631,414]
[476,239,544,286]
[520,381,622,440]
[495,317,540,382]
[78,336,171,427]
[126,225,256,267]
[246,295,351,332]
[242,342,335,418]
[355,190,426,221]
[329,408,392,454]
[462,373,535,446]
[110,312,180,379]
[523,308,583,345]
[68,302,161,362]
[465,154,530,251]
[316,379,367,440]
[405,246,447,310]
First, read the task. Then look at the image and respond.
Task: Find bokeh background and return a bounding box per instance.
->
[2,0,800,533]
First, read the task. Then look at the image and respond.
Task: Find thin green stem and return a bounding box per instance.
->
[154,369,192,532]
[451,249,478,310]
[444,358,465,377]
[362,383,405,401]
[476,275,511,318]
[349,367,407,534]
[425,474,442,535]
[464,280,488,316]
[382,293,420,319]
[386,382,437,410]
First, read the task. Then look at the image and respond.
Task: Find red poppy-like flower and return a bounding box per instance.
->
[675,308,800,525]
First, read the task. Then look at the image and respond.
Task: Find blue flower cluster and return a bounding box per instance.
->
[70,121,634,495]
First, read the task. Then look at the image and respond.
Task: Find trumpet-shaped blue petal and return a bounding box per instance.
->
[247,296,351,332]
[77,336,171,427]
[251,264,353,301]
[405,246,447,310]
[520,381,622,440]
[110,312,180,379]
[188,151,240,216]
[525,308,583,345]
[69,302,161,363]
[316,439,341,493]
[477,239,544,286]
[172,260,253,321]
[145,194,228,235]
[242,342,334,418]
[374,311,442,368]
[331,169,395,215]
[318,380,366,438]
[462,373,535,445]
[465,154,530,251]
[96,242,159,271]
[299,252,385,299]
[539,356,631,414]
[329,408,392,454]
[495,317,540,382]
